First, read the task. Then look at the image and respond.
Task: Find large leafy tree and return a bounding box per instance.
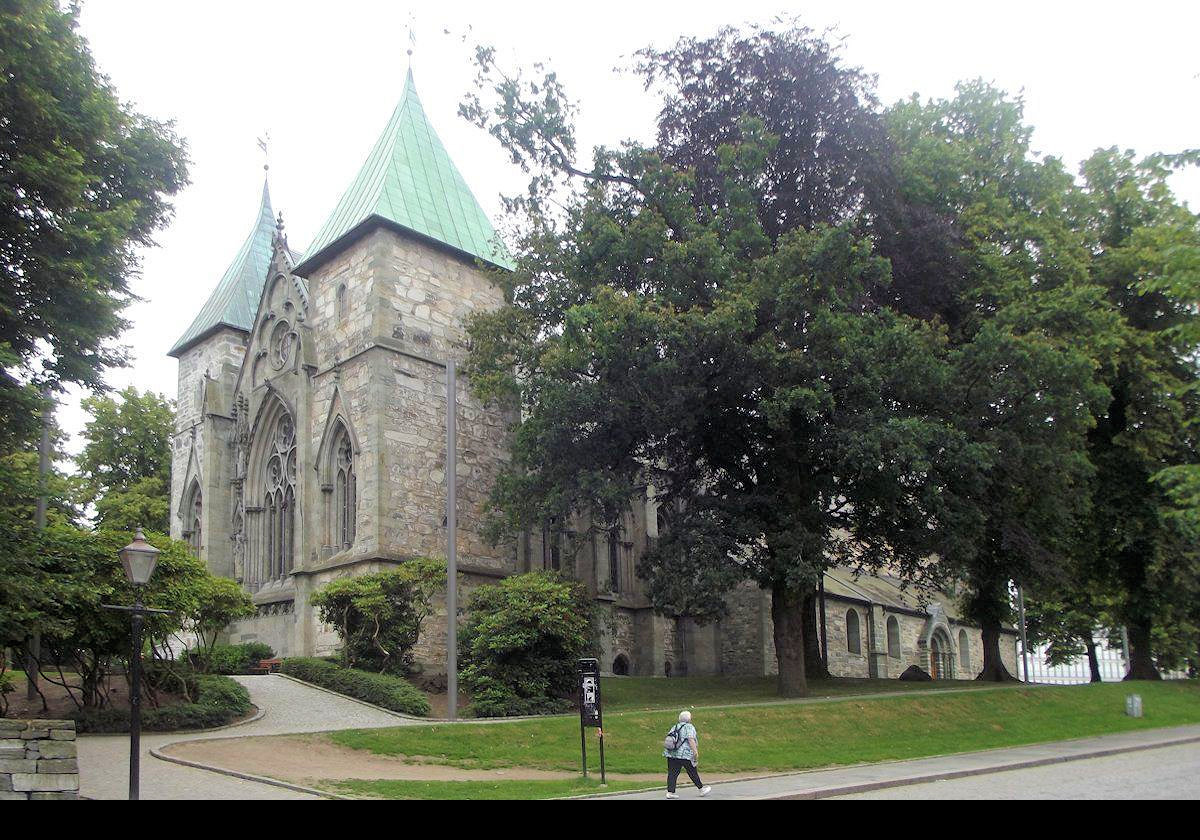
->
[885,84,1119,679]
[462,45,965,696]
[76,387,174,531]
[0,0,187,449]
[1069,148,1200,679]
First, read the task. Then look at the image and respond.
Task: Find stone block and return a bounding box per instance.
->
[35,741,76,759]
[11,773,80,792]
[20,729,49,740]
[0,790,28,800]
[0,739,25,757]
[36,759,78,774]
[48,729,76,741]
[30,791,79,800]
[0,719,24,732]
[0,759,37,773]
[29,719,72,730]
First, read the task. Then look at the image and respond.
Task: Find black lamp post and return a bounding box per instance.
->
[102,528,167,800]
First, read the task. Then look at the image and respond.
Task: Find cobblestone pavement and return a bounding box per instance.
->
[832,741,1200,799]
[77,675,421,800]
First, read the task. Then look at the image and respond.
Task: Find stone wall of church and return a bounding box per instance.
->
[169,328,246,536]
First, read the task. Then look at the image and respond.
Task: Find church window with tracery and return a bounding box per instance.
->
[263,411,297,580]
[332,424,356,550]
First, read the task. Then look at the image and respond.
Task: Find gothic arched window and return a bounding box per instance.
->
[185,482,202,556]
[887,616,901,658]
[263,411,297,580]
[608,528,622,593]
[846,609,861,654]
[958,629,971,671]
[332,424,356,550]
[336,284,348,323]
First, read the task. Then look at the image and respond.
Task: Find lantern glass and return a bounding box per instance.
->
[119,529,160,586]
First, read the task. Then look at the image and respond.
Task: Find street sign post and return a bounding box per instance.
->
[578,658,605,784]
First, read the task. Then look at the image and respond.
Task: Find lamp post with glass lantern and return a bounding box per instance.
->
[102,528,171,800]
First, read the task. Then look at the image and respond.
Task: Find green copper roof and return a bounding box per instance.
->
[169,178,278,357]
[295,70,512,274]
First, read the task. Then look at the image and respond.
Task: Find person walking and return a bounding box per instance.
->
[663,710,712,799]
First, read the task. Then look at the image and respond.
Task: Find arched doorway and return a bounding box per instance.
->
[930,629,953,679]
[612,654,630,676]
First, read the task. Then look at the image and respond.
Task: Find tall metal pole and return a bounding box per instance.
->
[1016,584,1031,683]
[26,389,52,702]
[129,595,144,800]
[446,361,458,721]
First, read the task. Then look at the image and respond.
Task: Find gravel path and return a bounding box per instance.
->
[77,675,421,800]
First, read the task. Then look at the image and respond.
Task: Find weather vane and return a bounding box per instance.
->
[256,131,271,173]
[406,12,416,59]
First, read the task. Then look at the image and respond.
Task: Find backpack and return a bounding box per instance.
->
[664,723,687,752]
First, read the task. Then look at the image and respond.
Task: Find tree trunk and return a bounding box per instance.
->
[802,589,829,680]
[1085,636,1102,683]
[1123,622,1161,681]
[771,582,809,697]
[976,618,1018,681]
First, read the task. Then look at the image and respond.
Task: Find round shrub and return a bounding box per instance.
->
[458,572,597,717]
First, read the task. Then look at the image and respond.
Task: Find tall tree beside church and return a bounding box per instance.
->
[462,48,966,697]
[0,0,188,449]
[634,24,909,676]
[884,85,1119,680]
[636,26,1118,681]
[1069,148,1200,679]
[76,387,175,532]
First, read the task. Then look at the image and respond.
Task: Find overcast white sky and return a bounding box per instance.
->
[57,0,1200,461]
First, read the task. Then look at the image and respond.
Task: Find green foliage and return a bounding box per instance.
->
[461,40,975,696]
[280,658,429,716]
[883,82,1122,678]
[458,572,597,717]
[188,576,255,660]
[76,388,175,532]
[73,674,251,733]
[0,1,187,449]
[309,560,445,675]
[197,643,275,676]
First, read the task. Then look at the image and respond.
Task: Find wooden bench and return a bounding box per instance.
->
[248,658,283,675]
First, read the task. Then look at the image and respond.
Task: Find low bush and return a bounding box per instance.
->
[459,572,597,717]
[309,560,444,675]
[73,674,252,733]
[280,657,429,717]
[197,642,275,675]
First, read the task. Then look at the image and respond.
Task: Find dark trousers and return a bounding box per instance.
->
[666,757,704,793]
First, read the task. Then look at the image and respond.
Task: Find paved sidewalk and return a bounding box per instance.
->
[77,674,420,800]
[594,724,1200,800]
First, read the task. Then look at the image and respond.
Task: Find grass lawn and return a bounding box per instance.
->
[328,777,647,800]
[329,680,1200,780]
[600,674,1004,712]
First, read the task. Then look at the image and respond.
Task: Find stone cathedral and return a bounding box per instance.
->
[169,71,1017,681]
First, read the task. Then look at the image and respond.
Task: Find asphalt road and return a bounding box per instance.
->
[832,741,1200,799]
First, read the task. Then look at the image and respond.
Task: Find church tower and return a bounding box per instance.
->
[278,67,517,663]
[168,175,282,580]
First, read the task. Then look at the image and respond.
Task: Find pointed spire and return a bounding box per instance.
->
[294,69,512,276]
[169,171,280,357]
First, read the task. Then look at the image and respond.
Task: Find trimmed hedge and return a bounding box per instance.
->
[73,674,252,733]
[280,657,430,717]
[196,642,275,675]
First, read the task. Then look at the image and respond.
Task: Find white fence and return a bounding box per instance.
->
[1018,632,1189,683]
